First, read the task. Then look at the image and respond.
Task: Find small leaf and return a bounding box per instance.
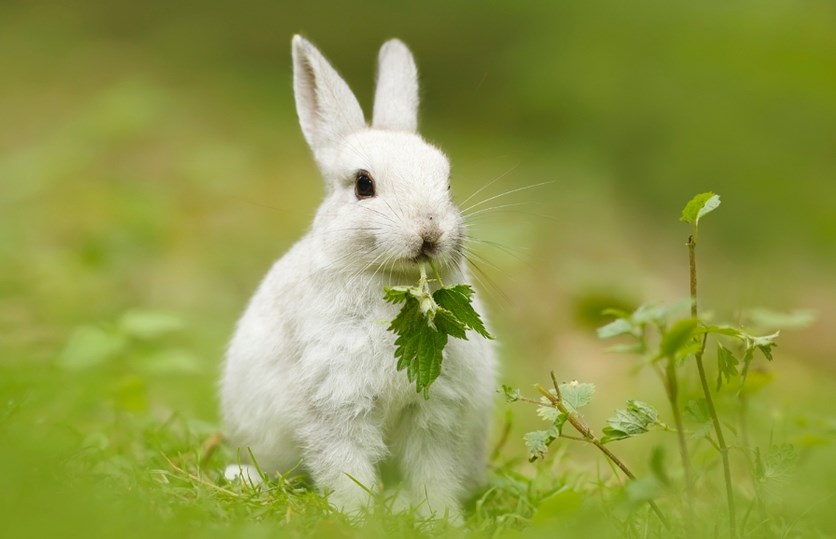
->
[558,381,596,412]
[680,192,721,226]
[740,331,779,385]
[501,384,520,403]
[659,318,699,359]
[716,343,739,390]
[751,332,779,361]
[383,286,411,304]
[537,405,560,423]
[602,400,662,443]
[524,428,558,462]
[597,318,634,339]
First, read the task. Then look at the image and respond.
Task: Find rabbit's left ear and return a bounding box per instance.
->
[372,39,419,132]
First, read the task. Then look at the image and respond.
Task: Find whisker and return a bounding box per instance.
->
[464,254,510,303]
[458,164,520,207]
[464,201,539,219]
[461,181,554,214]
[464,236,528,262]
[462,246,516,282]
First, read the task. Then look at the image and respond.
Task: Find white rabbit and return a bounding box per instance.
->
[220,35,497,521]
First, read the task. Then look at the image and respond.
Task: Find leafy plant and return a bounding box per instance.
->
[504,192,812,537]
[385,261,492,398]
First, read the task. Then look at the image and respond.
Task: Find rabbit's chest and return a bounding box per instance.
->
[295,290,418,398]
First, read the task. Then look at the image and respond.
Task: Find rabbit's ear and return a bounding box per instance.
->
[372,39,419,132]
[292,35,365,159]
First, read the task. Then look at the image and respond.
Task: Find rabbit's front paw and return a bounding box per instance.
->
[223,464,267,491]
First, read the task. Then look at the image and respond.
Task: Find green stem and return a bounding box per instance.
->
[428,258,445,288]
[689,234,737,538]
[665,356,694,502]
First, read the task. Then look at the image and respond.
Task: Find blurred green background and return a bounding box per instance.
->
[1,0,835,536]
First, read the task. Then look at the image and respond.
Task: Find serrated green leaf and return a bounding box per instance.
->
[537,404,560,423]
[387,296,448,398]
[716,343,739,390]
[524,428,558,462]
[659,318,699,359]
[558,381,596,412]
[433,308,467,339]
[387,295,423,335]
[386,273,492,398]
[751,332,779,361]
[680,192,721,225]
[601,400,661,443]
[383,286,411,304]
[501,384,520,403]
[740,331,779,385]
[433,285,492,338]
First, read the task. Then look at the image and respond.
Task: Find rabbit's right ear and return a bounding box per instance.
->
[372,39,419,133]
[292,35,365,163]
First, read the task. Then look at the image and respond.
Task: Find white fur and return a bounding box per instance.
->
[220,35,497,520]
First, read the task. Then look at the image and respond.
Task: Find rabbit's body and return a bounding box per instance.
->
[220,37,497,519]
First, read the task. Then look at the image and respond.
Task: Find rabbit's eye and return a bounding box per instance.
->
[355,170,376,199]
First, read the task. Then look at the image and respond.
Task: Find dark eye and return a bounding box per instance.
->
[355,170,376,199]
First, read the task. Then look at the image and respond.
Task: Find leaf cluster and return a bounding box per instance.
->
[515,379,665,462]
[385,267,492,398]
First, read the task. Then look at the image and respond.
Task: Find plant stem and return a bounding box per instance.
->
[536,378,669,529]
[428,258,445,288]
[664,356,694,504]
[689,234,737,537]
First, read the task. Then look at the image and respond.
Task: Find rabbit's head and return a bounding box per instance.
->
[292,35,464,278]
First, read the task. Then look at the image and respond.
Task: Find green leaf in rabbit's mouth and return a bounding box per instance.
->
[383,261,493,398]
